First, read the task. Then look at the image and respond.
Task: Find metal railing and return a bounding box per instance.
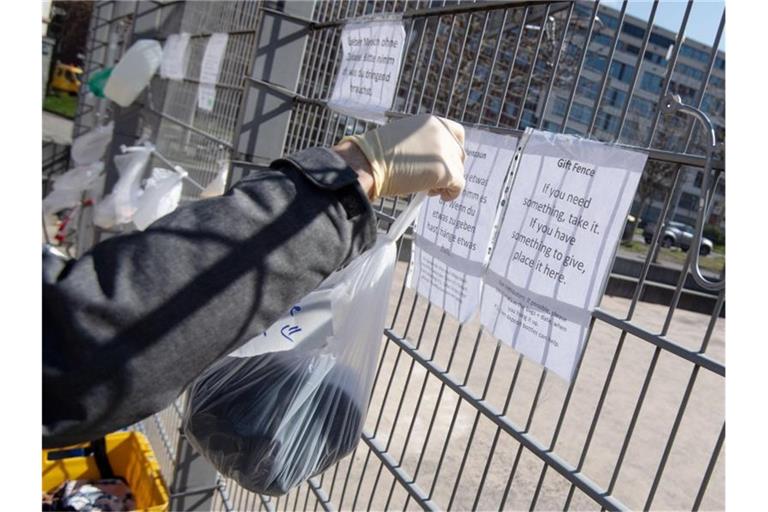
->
[70,1,725,510]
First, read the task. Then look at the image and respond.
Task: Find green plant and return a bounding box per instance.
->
[43,93,78,119]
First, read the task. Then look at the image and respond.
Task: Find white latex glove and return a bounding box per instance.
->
[340,114,466,201]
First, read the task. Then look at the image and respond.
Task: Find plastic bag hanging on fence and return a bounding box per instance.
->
[71,122,113,166]
[132,167,184,230]
[43,162,105,215]
[43,189,85,216]
[183,194,426,496]
[93,145,152,228]
[199,160,229,198]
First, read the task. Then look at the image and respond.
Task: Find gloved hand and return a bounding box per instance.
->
[340,114,466,201]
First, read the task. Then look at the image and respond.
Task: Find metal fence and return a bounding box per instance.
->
[42,141,71,197]
[148,0,264,202]
[68,1,725,510]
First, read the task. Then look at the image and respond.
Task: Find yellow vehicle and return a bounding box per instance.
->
[50,62,83,94]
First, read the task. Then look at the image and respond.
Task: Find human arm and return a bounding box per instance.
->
[42,114,465,447]
[43,148,377,448]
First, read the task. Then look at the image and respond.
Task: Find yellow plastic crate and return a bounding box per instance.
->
[42,431,169,511]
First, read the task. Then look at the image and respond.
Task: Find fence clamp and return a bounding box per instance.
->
[660,94,724,291]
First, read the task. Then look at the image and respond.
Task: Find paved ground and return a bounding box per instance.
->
[318,261,725,511]
[42,111,74,145]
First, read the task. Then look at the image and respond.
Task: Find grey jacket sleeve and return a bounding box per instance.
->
[43,147,378,448]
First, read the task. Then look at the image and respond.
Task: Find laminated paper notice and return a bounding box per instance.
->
[327,18,406,124]
[408,128,518,323]
[197,33,228,111]
[160,33,190,80]
[480,130,647,381]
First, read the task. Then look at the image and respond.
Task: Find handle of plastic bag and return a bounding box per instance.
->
[386,192,426,242]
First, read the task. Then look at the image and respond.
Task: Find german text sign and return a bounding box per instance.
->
[197,33,228,111]
[328,18,406,124]
[409,128,518,323]
[480,130,647,381]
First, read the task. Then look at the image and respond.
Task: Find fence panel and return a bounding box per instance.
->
[262,1,725,510]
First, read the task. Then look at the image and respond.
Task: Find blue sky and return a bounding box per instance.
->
[602,0,725,51]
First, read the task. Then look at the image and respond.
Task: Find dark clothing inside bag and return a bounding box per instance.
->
[183,349,363,495]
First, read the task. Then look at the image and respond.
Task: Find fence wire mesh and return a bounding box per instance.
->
[149,1,263,201]
[71,1,725,510]
[273,1,725,511]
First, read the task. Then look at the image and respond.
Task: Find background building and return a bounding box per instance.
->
[393,2,725,230]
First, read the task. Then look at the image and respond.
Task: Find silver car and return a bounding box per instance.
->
[643,221,714,256]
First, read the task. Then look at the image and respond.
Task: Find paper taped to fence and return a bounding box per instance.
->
[197,33,228,111]
[480,130,647,382]
[160,33,190,81]
[408,128,518,323]
[327,18,406,124]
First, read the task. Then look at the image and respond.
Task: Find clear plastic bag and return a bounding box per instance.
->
[183,194,426,496]
[132,167,184,230]
[43,189,85,216]
[93,146,152,228]
[199,160,229,199]
[71,122,113,166]
[43,162,105,215]
[52,162,104,191]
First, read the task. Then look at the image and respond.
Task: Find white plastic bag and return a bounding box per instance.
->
[93,194,117,229]
[183,194,426,496]
[199,160,229,198]
[52,161,104,191]
[71,122,113,166]
[104,40,163,107]
[43,189,85,216]
[93,146,152,228]
[42,162,105,215]
[132,167,184,230]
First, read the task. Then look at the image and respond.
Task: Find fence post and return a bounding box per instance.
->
[136,1,224,506]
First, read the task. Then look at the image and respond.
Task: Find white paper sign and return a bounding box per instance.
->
[197,83,216,112]
[480,130,647,381]
[408,128,518,323]
[197,33,228,111]
[229,289,334,357]
[327,18,406,124]
[160,33,190,80]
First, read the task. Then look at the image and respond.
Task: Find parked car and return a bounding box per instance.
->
[50,62,83,95]
[643,221,713,256]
